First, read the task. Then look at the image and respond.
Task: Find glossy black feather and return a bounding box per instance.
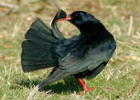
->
[51,9,66,40]
[21,10,116,89]
[21,10,66,72]
[57,12,115,80]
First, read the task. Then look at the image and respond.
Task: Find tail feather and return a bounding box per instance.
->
[21,18,60,72]
[25,28,56,43]
[30,18,51,34]
[21,17,65,73]
[21,40,58,72]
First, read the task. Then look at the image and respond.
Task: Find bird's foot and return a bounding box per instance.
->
[81,87,94,94]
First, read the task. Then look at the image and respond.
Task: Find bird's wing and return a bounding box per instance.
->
[38,68,70,89]
[85,62,108,79]
[37,51,107,89]
[59,45,114,74]
[51,9,67,40]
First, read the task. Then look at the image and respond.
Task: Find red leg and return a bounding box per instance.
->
[78,78,94,94]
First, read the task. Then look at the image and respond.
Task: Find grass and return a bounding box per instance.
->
[0,0,140,99]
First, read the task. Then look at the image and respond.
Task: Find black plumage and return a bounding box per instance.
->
[21,10,116,92]
[21,10,66,72]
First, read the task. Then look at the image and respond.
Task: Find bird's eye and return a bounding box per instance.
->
[74,14,78,17]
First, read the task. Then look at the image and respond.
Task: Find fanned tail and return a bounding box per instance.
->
[21,18,61,72]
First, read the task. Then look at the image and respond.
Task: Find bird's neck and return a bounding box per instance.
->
[79,22,106,34]
[77,22,109,45]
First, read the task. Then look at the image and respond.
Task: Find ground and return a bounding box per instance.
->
[0,0,140,99]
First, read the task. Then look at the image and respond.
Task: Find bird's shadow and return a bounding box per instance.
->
[14,76,83,94]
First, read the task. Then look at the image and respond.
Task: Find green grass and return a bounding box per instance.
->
[0,0,140,99]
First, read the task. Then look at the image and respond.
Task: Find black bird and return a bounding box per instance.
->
[21,9,116,94]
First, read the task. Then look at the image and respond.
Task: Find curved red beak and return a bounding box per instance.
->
[55,15,71,22]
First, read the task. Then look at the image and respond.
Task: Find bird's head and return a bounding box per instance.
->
[56,11,100,30]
